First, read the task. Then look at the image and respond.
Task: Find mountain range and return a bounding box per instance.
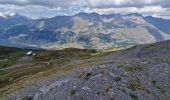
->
[0,12,170,49]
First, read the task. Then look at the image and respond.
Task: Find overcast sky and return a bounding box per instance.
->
[0,0,170,19]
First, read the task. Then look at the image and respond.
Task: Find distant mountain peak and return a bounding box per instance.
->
[124,13,143,17]
[75,12,100,16]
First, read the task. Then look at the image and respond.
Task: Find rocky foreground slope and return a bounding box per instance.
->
[1,40,170,100]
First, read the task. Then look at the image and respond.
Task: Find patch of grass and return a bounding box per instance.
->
[76,73,82,79]
[90,49,98,53]
[0,46,29,69]
[55,59,70,65]
[126,65,144,72]
[156,85,165,93]
[117,64,126,68]
[120,64,144,73]
[109,96,115,100]
[128,79,145,90]
[117,64,144,72]
[129,93,138,100]
[151,80,157,84]
[69,89,76,96]
[0,70,7,76]
[0,63,53,88]
[0,79,11,88]
[101,45,134,54]
[151,80,165,93]
[115,76,122,82]
[105,85,112,92]
[0,52,26,69]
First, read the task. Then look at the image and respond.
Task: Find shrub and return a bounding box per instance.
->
[117,64,144,72]
[129,93,138,100]
[151,80,157,84]
[126,65,144,72]
[110,97,115,100]
[128,79,145,90]
[90,49,98,53]
[151,80,165,94]
[117,64,125,68]
[115,77,122,82]
[84,72,92,80]
[105,85,112,92]
[69,89,76,96]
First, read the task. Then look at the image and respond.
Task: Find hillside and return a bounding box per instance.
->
[0,46,99,89]
[0,40,169,100]
[0,13,170,49]
[111,40,170,57]
[0,46,28,69]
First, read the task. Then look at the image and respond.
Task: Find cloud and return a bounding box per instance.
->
[0,0,86,8]
[86,0,170,8]
[0,0,169,8]
[85,6,161,14]
[0,0,169,19]
[83,6,170,18]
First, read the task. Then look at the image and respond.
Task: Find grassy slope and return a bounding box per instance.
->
[0,47,103,90]
[0,46,28,68]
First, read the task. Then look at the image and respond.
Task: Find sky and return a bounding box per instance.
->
[0,0,170,19]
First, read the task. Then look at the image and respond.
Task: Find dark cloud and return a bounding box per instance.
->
[86,0,170,8]
[0,0,86,8]
[0,0,169,8]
